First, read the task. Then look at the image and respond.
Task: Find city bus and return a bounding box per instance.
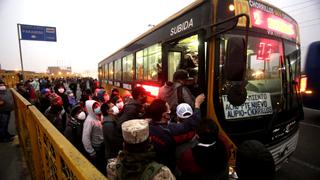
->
[301,41,320,109]
[98,0,303,174]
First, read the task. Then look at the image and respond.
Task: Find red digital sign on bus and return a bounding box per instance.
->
[250,9,296,37]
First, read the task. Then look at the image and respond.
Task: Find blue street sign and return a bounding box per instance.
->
[20,24,57,42]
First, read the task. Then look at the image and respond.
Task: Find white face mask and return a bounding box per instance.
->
[94,107,101,115]
[112,106,119,115]
[116,101,124,110]
[58,88,65,93]
[0,85,6,91]
[77,111,86,120]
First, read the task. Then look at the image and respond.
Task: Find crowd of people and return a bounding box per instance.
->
[0,70,231,180]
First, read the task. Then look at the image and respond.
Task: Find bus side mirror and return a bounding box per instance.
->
[225,37,247,106]
[225,37,246,81]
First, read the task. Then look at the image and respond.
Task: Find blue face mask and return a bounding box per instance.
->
[94,107,101,115]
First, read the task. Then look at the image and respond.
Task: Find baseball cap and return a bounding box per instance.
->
[176,103,193,119]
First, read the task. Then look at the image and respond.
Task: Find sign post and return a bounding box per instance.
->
[17,24,57,81]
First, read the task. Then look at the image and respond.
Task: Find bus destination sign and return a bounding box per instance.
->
[222,93,273,119]
[234,0,298,41]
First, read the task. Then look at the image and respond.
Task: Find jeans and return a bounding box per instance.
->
[0,111,11,139]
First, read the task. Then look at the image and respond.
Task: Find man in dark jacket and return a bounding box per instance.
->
[0,80,15,142]
[113,86,148,157]
[147,93,205,172]
[101,102,118,161]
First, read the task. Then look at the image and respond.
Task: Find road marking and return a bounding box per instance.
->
[290,157,320,172]
[300,122,320,129]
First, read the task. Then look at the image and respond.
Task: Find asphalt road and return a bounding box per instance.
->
[275,108,320,180]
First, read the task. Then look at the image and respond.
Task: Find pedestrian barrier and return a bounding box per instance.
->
[11,88,107,180]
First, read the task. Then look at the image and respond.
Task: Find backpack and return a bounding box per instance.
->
[116,161,164,180]
[169,85,184,122]
[177,85,184,104]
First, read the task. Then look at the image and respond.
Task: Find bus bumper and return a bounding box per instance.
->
[268,130,299,171]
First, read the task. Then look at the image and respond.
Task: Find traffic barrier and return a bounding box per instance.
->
[11,88,107,180]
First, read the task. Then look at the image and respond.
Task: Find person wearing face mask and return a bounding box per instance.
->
[54,84,71,113]
[110,95,124,114]
[147,93,205,174]
[0,80,15,142]
[66,90,77,107]
[64,104,87,154]
[45,93,67,133]
[82,100,105,174]
[101,102,119,162]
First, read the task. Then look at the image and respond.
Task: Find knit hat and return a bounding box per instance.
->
[122,119,149,144]
[176,103,193,119]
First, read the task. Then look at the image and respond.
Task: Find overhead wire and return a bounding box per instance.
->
[299,18,320,24]
[300,22,320,29]
[286,1,320,14]
[280,0,317,9]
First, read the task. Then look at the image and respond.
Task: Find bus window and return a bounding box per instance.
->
[104,64,108,80]
[108,62,114,83]
[136,50,144,80]
[136,44,162,81]
[114,59,122,81]
[123,54,133,82]
[147,44,162,80]
[219,35,284,120]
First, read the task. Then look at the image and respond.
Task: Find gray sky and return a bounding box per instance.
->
[0,0,319,75]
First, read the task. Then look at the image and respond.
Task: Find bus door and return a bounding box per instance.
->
[164,34,202,96]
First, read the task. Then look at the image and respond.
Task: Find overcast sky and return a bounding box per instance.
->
[0,0,319,74]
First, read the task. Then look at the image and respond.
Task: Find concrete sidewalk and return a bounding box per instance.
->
[0,111,31,180]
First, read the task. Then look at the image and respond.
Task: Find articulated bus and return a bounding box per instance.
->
[301,41,320,109]
[98,0,303,173]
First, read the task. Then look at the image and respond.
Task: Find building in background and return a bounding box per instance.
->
[47,66,72,76]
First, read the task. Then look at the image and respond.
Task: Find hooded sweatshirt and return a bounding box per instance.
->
[82,100,104,156]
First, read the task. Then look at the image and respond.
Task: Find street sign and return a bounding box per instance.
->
[20,24,57,42]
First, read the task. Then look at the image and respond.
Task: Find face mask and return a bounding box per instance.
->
[116,101,124,110]
[94,107,101,115]
[0,86,6,91]
[58,88,65,93]
[112,106,119,115]
[77,111,86,120]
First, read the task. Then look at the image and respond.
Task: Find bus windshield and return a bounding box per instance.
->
[219,35,284,120]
